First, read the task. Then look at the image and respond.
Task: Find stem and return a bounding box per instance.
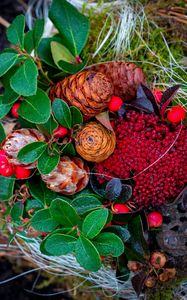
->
[36,59,54,86]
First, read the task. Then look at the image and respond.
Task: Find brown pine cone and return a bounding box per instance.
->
[2,129,45,168]
[87,61,145,100]
[49,70,113,117]
[41,156,89,195]
[75,122,116,162]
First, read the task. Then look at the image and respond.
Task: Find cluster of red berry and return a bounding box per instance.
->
[0,150,31,179]
[96,110,187,207]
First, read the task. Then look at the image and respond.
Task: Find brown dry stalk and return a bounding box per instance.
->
[0,16,10,28]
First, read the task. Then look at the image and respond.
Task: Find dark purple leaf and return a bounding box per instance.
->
[160,85,180,119]
[105,178,122,201]
[131,271,147,296]
[139,84,160,117]
[117,184,132,203]
[90,169,106,198]
[118,104,127,118]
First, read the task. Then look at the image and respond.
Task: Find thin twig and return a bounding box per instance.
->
[0,16,10,28]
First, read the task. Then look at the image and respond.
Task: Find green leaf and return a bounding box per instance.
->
[33,19,45,50]
[6,15,25,47]
[25,199,44,212]
[104,225,130,243]
[49,0,90,56]
[70,106,83,126]
[24,30,34,54]
[18,116,36,129]
[82,208,108,239]
[0,123,6,144]
[17,141,47,164]
[0,101,11,119]
[75,235,101,272]
[52,98,72,128]
[57,60,86,74]
[51,41,75,66]
[50,198,80,227]
[31,208,58,232]
[37,147,60,175]
[71,194,102,215]
[62,142,76,156]
[38,36,63,67]
[0,52,18,77]
[1,86,19,105]
[38,115,58,136]
[10,202,24,224]
[42,233,77,256]
[10,58,38,96]
[29,177,57,206]
[93,232,124,257]
[18,88,50,124]
[124,245,145,263]
[0,176,15,200]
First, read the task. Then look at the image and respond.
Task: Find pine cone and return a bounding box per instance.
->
[49,70,113,117]
[41,156,89,195]
[87,61,145,100]
[75,122,116,162]
[2,129,45,168]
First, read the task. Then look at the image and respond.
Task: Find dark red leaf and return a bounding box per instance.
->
[160,85,180,119]
[131,271,147,296]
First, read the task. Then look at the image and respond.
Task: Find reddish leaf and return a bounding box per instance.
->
[95,111,114,132]
[160,85,180,119]
[131,271,147,296]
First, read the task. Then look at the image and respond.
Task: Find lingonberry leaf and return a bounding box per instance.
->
[160,85,181,119]
[0,99,12,119]
[49,0,90,56]
[10,202,24,224]
[105,178,122,201]
[70,106,83,126]
[50,198,80,227]
[42,233,77,256]
[37,147,60,175]
[52,99,72,129]
[117,184,133,203]
[24,30,34,54]
[31,208,59,232]
[1,86,19,105]
[71,194,102,215]
[75,235,101,272]
[62,142,76,156]
[0,52,18,77]
[25,199,44,212]
[17,141,47,164]
[0,122,6,144]
[131,271,147,296]
[0,175,15,201]
[57,59,86,74]
[92,232,124,257]
[51,41,75,66]
[82,208,109,239]
[6,15,25,48]
[104,225,130,243]
[38,36,64,67]
[10,58,38,96]
[95,111,114,132]
[32,19,45,50]
[18,89,50,124]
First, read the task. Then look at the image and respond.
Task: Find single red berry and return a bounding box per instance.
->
[167,106,186,123]
[15,165,31,179]
[108,96,123,112]
[153,89,163,103]
[11,102,21,118]
[0,150,8,165]
[0,163,15,177]
[150,251,167,269]
[53,126,69,138]
[147,211,163,228]
[112,203,130,213]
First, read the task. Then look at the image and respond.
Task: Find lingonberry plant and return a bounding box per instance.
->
[0,0,186,296]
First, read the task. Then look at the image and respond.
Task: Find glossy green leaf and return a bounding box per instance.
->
[38,115,58,136]
[82,208,108,239]
[42,233,77,256]
[1,86,19,105]
[57,60,86,74]
[31,208,58,232]
[37,147,60,175]
[33,19,45,50]
[70,106,83,126]
[38,36,63,67]
[29,177,57,206]
[0,101,11,119]
[10,58,38,96]
[10,202,24,224]
[25,199,44,212]
[50,198,80,227]
[71,194,102,215]
[18,88,50,124]
[51,41,75,66]
[52,98,72,128]
[104,225,130,243]
[0,176,15,201]
[0,123,6,144]
[6,15,25,47]
[49,0,89,56]
[0,52,18,77]
[93,232,124,257]
[75,235,101,272]
[24,30,34,54]
[17,141,47,164]
[62,142,76,156]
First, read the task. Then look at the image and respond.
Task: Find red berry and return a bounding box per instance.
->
[53,126,68,138]
[167,106,186,123]
[147,211,163,228]
[112,203,130,213]
[0,150,8,165]
[150,251,167,269]
[108,96,123,112]
[15,166,31,179]
[153,89,163,103]
[0,163,15,177]
[11,102,21,118]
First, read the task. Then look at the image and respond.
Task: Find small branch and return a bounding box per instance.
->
[0,16,10,28]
